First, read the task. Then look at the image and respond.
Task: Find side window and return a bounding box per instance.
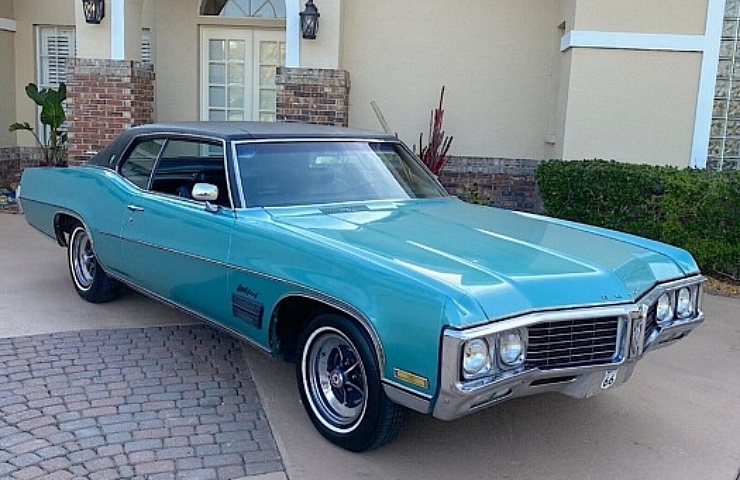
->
[119,138,165,189]
[150,139,230,207]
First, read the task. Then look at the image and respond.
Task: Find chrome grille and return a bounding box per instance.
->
[644,304,658,343]
[526,317,620,369]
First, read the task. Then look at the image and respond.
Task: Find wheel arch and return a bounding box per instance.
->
[53,211,88,247]
[270,293,385,368]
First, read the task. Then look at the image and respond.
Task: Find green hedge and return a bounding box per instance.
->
[535,160,740,281]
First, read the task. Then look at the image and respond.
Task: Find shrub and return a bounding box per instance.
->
[536,160,740,281]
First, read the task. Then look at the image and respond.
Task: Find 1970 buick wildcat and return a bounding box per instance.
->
[20,122,706,451]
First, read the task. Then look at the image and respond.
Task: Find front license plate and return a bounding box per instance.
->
[601,369,618,390]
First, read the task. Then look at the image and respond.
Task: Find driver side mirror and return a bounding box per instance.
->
[191,183,218,202]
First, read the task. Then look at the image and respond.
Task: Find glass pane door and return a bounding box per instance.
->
[254,31,286,122]
[201,27,285,122]
[202,28,252,121]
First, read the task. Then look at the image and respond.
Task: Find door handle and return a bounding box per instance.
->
[127,205,145,212]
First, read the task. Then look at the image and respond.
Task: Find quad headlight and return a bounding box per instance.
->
[676,287,694,319]
[654,284,700,326]
[462,339,490,378]
[461,329,527,380]
[656,292,673,323]
[498,330,525,367]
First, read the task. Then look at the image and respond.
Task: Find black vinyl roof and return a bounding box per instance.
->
[89,122,396,168]
[129,121,392,141]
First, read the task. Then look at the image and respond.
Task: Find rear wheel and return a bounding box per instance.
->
[297,313,406,451]
[68,224,121,303]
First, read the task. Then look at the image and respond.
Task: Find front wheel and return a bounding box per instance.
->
[68,224,121,303]
[297,314,406,451]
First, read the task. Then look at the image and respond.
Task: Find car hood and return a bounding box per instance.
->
[266,198,699,326]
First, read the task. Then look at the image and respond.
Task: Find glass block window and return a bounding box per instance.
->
[709,0,740,170]
[36,26,76,89]
[142,29,152,64]
[200,0,286,18]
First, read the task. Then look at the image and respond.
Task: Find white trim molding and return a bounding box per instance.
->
[560,31,705,53]
[692,0,726,168]
[284,0,300,67]
[110,0,125,60]
[0,17,17,32]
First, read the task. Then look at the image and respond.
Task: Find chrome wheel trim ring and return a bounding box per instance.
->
[71,228,95,291]
[302,326,368,434]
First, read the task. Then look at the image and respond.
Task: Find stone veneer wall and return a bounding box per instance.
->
[439,156,543,213]
[275,68,350,126]
[65,59,155,166]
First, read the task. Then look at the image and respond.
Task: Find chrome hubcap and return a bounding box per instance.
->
[72,229,95,289]
[306,330,367,430]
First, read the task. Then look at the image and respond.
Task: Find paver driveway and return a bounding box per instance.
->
[0,326,283,479]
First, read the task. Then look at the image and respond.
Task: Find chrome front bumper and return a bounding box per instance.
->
[433,277,706,421]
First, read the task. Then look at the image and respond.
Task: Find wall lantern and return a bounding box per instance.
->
[82,0,105,24]
[300,0,320,40]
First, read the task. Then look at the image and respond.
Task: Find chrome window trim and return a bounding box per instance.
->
[116,133,236,210]
[230,137,447,208]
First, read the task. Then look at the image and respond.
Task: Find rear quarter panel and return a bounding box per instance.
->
[20,166,132,270]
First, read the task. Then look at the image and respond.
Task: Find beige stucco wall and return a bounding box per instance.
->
[559,48,701,165]
[0,29,17,147]
[341,0,561,160]
[12,0,75,147]
[571,0,707,35]
[0,1,14,18]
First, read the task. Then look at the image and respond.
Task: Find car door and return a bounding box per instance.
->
[117,136,235,323]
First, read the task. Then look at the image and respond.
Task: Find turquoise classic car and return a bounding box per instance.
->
[19,122,706,451]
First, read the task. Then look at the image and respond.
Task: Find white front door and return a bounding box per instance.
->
[200,27,286,122]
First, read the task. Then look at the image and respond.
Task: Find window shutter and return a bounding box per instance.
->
[38,27,76,88]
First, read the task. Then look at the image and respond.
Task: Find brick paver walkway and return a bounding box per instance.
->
[0,325,284,479]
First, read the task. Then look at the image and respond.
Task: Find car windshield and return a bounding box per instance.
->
[235,141,447,207]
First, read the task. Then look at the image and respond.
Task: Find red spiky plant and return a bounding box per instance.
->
[416,86,453,175]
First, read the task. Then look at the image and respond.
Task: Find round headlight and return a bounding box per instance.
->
[676,287,693,318]
[498,331,525,367]
[462,339,490,377]
[656,292,673,323]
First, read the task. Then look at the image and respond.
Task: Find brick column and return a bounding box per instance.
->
[276,68,350,127]
[66,59,154,165]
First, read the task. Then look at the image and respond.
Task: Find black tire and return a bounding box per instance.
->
[68,223,121,303]
[297,313,407,451]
